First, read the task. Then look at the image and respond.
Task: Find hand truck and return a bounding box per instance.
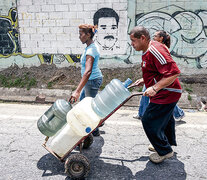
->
[42,92,143,179]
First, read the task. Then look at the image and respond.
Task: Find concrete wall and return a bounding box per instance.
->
[134,0,207,72]
[0,0,206,74]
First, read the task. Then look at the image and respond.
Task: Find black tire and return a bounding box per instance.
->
[82,134,93,149]
[65,154,90,179]
[78,134,93,149]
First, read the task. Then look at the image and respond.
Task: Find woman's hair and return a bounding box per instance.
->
[157,30,171,48]
[79,24,97,39]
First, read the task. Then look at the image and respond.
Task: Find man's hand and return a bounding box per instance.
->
[128,78,144,88]
[143,86,157,97]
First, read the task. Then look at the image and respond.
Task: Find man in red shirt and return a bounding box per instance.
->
[129,26,182,163]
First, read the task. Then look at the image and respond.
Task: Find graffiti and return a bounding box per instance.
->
[2,5,207,68]
[38,54,81,64]
[136,5,207,68]
[0,8,22,57]
[0,8,81,65]
[93,8,121,54]
[38,54,81,65]
[0,8,34,58]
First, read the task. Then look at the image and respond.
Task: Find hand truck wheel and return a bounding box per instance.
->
[65,153,90,179]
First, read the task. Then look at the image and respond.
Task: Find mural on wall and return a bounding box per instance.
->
[0,8,81,66]
[93,7,129,57]
[93,8,120,53]
[1,5,207,69]
[93,7,132,63]
[0,8,33,58]
[0,7,130,67]
[37,54,81,65]
[135,5,207,69]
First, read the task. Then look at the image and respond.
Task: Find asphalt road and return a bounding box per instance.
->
[0,102,207,180]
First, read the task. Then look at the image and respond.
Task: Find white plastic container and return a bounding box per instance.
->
[49,97,102,157]
[67,97,102,136]
[49,124,82,157]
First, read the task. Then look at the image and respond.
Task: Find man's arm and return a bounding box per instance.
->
[143,73,180,97]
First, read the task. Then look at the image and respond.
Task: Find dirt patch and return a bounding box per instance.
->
[0,64,206,98]
[0,64,142,90]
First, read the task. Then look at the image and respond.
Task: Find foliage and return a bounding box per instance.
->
[185,87,193,93]
[0,73,37,90]
[47,82,53,89]
[188,94,192,101]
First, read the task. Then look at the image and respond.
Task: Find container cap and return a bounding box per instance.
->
[123,78,132,88]
[85,127,91,133]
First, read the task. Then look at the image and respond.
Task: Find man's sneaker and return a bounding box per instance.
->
[133,114,142,120]
[149,151,174,164]
[148,144,156,152]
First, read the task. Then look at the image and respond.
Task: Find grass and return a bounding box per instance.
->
[183,83,193,93]
[138,87,142,92]
[185,87,193,93]
[0,73,37,90]
[188,94,192,101]
[71,86,76,91]
[183,85,193,101]
[47,82,53,89]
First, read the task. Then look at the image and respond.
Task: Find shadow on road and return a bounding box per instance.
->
[175,120,186,126]
[79,136,135,179]
[135,152,187,180]
[37,153,66,177]
[37,136,186,180]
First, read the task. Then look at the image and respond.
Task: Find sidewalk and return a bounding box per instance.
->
[0,87,199,109]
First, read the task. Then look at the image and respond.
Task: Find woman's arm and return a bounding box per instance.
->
[69,55,94,103]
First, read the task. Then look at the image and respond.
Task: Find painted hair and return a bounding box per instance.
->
[93,8,119,27]
[79,24,97,39]
[156,30,171,48]
[129,26,150,40]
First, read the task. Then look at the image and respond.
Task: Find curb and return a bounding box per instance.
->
[0,87,199,109]
[0,87,72,104]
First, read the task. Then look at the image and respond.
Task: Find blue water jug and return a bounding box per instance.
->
[91,78,132,118]
[37,99,72,137]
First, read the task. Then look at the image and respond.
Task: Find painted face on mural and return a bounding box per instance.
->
[96,17,118,50]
